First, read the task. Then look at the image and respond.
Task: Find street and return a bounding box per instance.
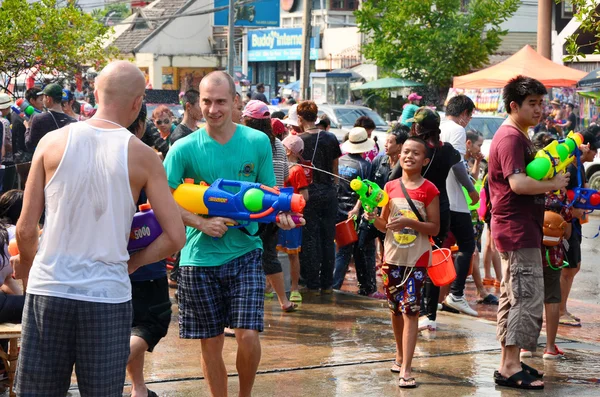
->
[41,216,600,397]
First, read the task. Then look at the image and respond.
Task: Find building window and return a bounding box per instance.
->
[562,1,574,19]
[331,0,358,11]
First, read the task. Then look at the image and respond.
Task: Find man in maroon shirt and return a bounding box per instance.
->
[488,76,569,390]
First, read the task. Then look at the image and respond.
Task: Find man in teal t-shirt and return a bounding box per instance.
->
[400,92,422,127]
[163,71,300,397]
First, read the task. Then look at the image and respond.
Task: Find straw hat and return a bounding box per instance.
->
[341,127,375,154]
[550,99,561,106]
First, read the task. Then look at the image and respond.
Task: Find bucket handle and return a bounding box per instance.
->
[429,240,451,268]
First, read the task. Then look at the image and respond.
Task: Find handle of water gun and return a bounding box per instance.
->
[224,214,304,229]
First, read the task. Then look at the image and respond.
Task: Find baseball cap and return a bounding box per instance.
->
[0,93,14,110]
[42,83,64,100]
[407,107,441,131]
[62,89,74,102]
[271,118,286,136]
[408,92,422,101]
[281,104,299,127]
[282,134,304,157]
[242,100,270,119]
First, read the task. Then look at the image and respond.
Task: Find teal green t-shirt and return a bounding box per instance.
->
[164,124,276,267]
[401,104,419,127]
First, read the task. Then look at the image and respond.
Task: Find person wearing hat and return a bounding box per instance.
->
[282,104,303,135]
[25,83,76,153]
[241,100,297,313]
[61,89,79,120]
[549,99,566,127]
[400,92,423,127]
[0,92,13,165]
[278,134,310,303]
[332,127,383,298]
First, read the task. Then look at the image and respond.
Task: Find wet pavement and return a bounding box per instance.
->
[4,219,600,396]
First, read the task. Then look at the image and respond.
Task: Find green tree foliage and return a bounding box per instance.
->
[356,0,520,87]
[91,3,132,25]
[0,0,119,95]
[560,0,600,62]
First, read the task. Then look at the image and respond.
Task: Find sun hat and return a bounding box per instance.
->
[550,99,561,106]
[282,134,304,157]
[0,93,13,110]
[408,92,423,101]
[242,100,270,119]
[340,127,375,154]
[281,104,299,127]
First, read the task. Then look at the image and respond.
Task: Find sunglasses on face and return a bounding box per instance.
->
[155,118,170,126]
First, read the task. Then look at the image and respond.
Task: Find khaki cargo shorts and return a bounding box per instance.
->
[496,248,544,351]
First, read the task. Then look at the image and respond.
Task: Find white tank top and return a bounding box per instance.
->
[27,122,136,303]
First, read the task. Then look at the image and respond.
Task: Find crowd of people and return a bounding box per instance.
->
[0,60,595,395]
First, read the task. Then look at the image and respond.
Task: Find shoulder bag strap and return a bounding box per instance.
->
[399,179,425,223]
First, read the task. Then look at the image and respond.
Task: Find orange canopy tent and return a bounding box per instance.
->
[453,45,587,89]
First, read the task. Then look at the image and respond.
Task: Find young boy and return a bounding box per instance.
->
[488,76,569,390]
[367,137,440,388]
[278,134,310,302]
[464,131,498,305]
[332,127,381,297]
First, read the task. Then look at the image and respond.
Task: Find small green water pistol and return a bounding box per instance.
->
[350,177,389,223]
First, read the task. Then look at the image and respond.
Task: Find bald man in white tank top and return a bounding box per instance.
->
[12,61,186,397]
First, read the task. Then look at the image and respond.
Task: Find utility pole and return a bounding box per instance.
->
[299,0,312,100]
[537,0,552,59]
[227,0,236,75]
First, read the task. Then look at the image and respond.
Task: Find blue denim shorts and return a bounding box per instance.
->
[178,249,265,339]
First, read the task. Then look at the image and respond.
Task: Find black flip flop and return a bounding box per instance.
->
[148,390,159,397]
[495,370,544,390]
[494,363,544,382]
[477,294,499,305]
[399,377,417,388]
[282,302,298,312]
[390,361,402,373]
[521,361,544,379]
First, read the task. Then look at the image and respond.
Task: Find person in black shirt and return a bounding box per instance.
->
[297,101,342,293]
[25,83,76,153]
[561,128,599,326]
[558,103,577,134]
[170,89,201,145]
[251,83,269,104]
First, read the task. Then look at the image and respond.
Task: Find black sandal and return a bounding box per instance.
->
[148,390,159,397]
[495,370,544,390]
[477,294,499,305]
[521,361,544,379]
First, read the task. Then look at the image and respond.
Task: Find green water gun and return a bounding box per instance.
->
[350,177,389,223]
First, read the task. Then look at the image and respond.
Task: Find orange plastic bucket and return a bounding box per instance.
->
[428,248,456,287]
[335,218,358,248]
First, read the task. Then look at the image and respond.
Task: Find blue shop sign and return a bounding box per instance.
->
[248,28,319,62]
[214,0,280,27]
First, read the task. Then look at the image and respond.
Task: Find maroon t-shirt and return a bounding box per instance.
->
[488,124,544,252]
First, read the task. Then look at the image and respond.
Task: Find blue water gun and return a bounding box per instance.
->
[172,178,305,227]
